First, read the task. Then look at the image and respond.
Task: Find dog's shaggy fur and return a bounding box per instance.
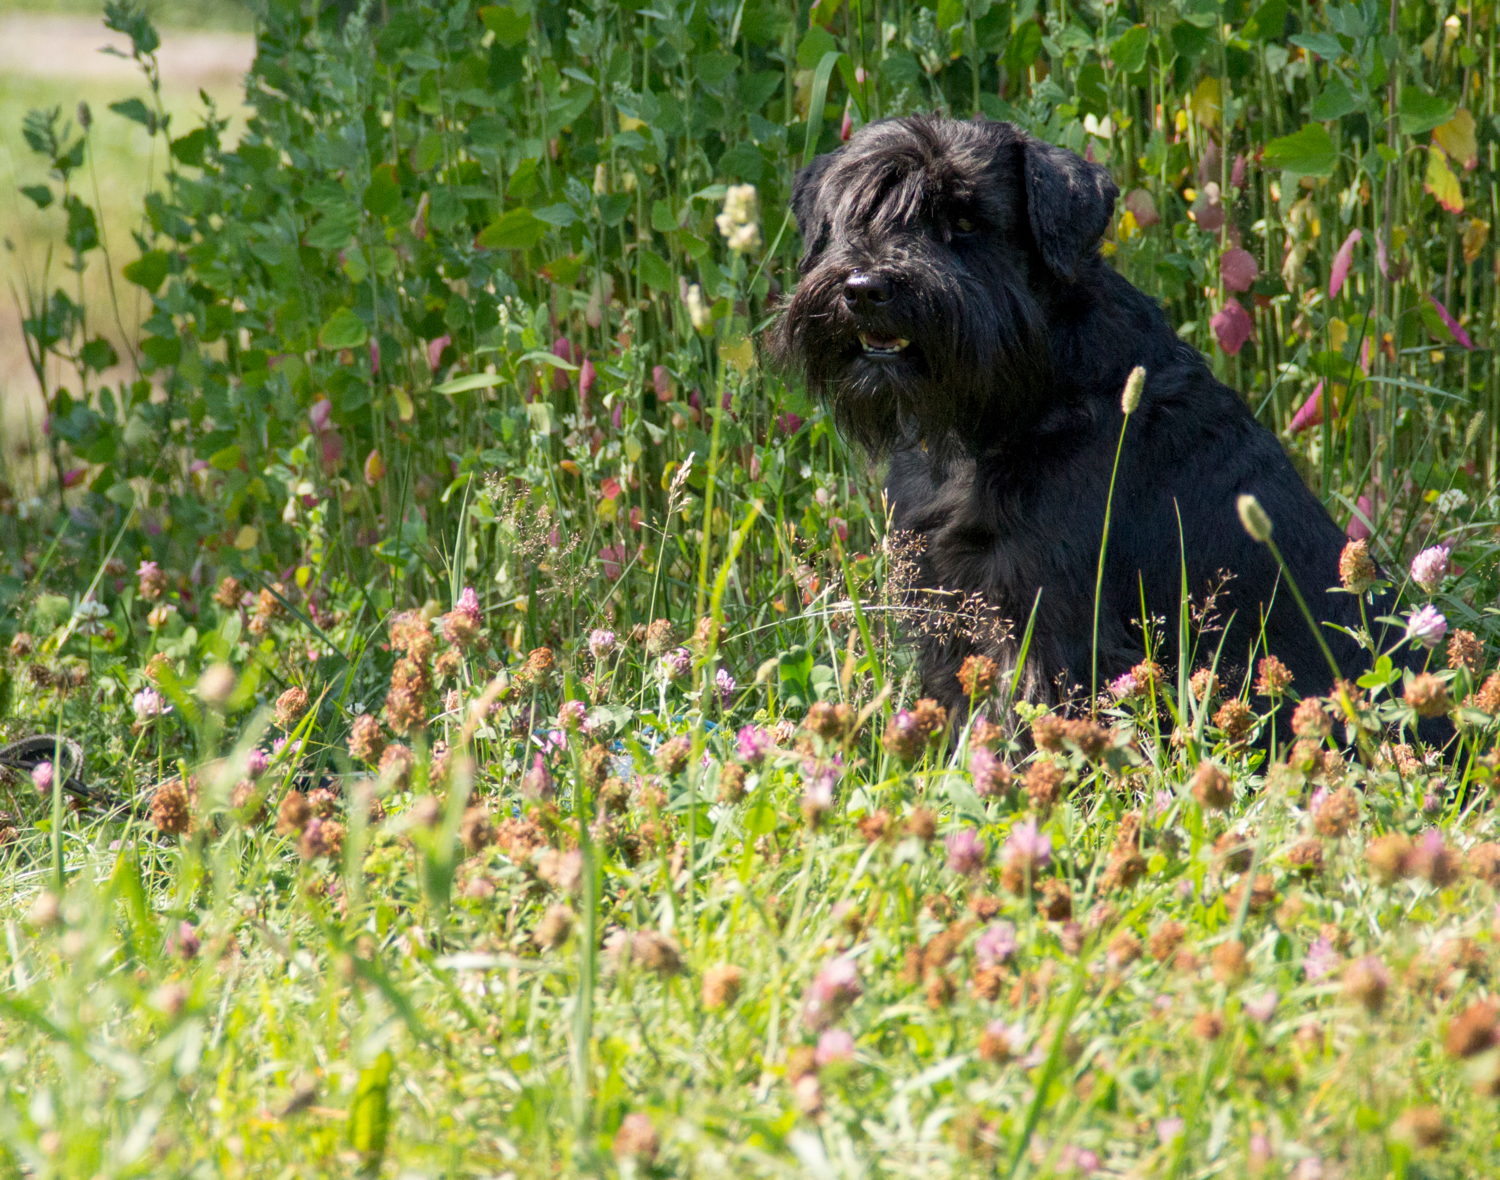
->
[772,115,1404,723]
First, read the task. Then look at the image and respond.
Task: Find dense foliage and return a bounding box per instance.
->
[2,0,1500,1173]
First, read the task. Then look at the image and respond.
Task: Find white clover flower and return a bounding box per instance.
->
[685,284,711,331]
[1435,489,1469,515]
[715,184,762,254]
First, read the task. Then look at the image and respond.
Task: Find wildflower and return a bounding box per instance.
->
[136,560,169,602]
[803,701,855,743]
[347,713,385,764]
[1343,955,1390,1013]
[655,736,691,776]
[881,710,925,762]
[299,817,345,859]
[1190,761,1233,811]
[1024,760,1065,813]
[1445,999,1498,1058]
[1365,833,1413,884]
[976,921,1017,967]
[643,618,677,654]
[714,183,761,254]
[702,963,744,1010]
[958,654,998,698]
[815,1028,855,1068]
[151,778,192,835]
[1302,937,1340,982]
[1236,494,1273,541]
[660,646,693,682]
[715,667,737,704]
[685,283,711,331]
[146,603,176,629]
[1468,843,1500,887]
[1148,922,1186,963]
[736,724,773,765]
[559,699,589,732]
[1410,544,1450,592]
[978,1020,1021,1064]
[1435,488,1468,515]
[384,686,424,736]
[1408,829,1463,887]
[1211,939,1248,984]
[1404,672,1451,718]
[1213,698,1255,741]
[1312,786,1359,838]
[196,663,236,705]
[1448,629,1482,677]
[945,829,987,876]
[459,806,497,853]
[1106,929,1142,969]
[1244,990,1278,1023]
[1157,1117,1186,1147]
[1189,667,1218,703]
[802,957,862,1030]
[533,904,574,949]
[857,810,890,842]
[1406,605,1448,648]
[520,753,554,800]
[31,761,53,795]
[276,790,312,837]
[245,749,270,778]
[969,746,1011,797]
[1108,670,1141,699]
[275,686,309,729]
[440,587,483,647]
[1001,819,1053,894]
[1038,879,1072,921]
[612,1113,659,1163]
[1338,539,1377,593]
[212,576,242,609]
[1286,838,1324,877]
[1255,655,1293,696]
[1473,672,1500,713]
[1193,1010,1225,1040]
[588,629,616,660]
[72,597,110,636]
[1392,1107,1448,1149]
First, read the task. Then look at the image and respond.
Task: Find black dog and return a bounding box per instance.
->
[772,115,1419,731]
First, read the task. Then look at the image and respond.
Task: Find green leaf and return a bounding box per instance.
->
[479,4,530,48]
[1109,25,1149,74]
[1262,123,1337,176]
[319,307,369,350]
[349,1050,394,1162]
[108,98,154,129]
[1398,88,1457,136]
[1289,32,1343,60]
[638,249,674,293]
[170,128,208,167]
[80,337,118,372]
[363,164,402,217]
[140,335,181,367]
[796,26,837,69]
[411,132,445,173]
[1240,0,1287,41]
[209,445,242,471]
[475,207,548,250]
[20,184,53,210]
[1310,79,1359,121]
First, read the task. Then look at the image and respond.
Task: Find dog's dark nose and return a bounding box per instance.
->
[843,272,891,312]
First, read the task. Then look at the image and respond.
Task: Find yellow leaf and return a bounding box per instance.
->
[1424,146,1464,214]
[392,387,414,421]
[1328,318,1348,355]
[619,112,645,134]
[1433,110,1478,170]
[1190,77,1221,129]
[721,335,754,373]
[1462,219,1490,266]
[233,526,258,551]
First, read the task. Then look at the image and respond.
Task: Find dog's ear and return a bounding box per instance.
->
[1022,138,1118,281]
[791,149,841,265]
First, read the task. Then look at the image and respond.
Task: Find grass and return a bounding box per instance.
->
[0,0,1498,1174]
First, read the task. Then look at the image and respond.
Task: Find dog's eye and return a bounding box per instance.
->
[953,216,976,235]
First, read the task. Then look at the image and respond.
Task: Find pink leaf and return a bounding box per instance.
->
[1426,294,1475,350]
[1124,189,1159,228]
[1230,153,1247,189]
[1210,299,1253,355]
[1288,382,1324,434]
[1220,248,1259,293]
[427,334,451,372]
[1328,229,1362,300]
[1346,494,1375,541]
[1375,232,1389,279]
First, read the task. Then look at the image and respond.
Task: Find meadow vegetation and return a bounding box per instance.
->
[0,0,1498,1173]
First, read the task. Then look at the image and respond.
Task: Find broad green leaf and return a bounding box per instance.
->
[363,164,402,216]
[638,249,674,292]
[108,98,154,129]
[1423,147,1463,213]
[796,26,836,70]
[170,128,208,167]
[122,249,170,292]
[349,1051,394,1162]
[1241,0,1287,41]
[1310,79,1359,121]
[411,133,445,173]
[319,307,369,350]
[1262,123,1337,176]
[479,4,530,47]
[434,372,506,394]
[20,184,53,209]
[475,207,547,250]
[1398,88,1456,136]
[1109,25,1149,74]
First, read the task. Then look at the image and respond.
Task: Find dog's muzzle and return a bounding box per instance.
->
[843,272,910,356]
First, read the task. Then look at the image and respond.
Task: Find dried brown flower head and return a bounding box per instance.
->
[1226,873,1277,915]
[1211,939,1248,984]
[347,713,385,764]
[1192,1010,1225,1040]
[803,701,856,743]
[1106,929,1142,969]
[1445,1000,1498,1058]
[958,655,999,699]
[1338,539,1376,593]
[298,818,344,860]
[1448,629,1483,678]
[630,930,684,976]
[702,963,744,1010]
[459,806,497,853]
[1214,829,1254,874]
[717,762,747,804]
[1392,1106,1448,1149]
[1408,831,1463,887]
[1404,672,1451,718]
[905,807,937,842]
[1038,879,1072,921]
[1148,921,1186,963]
[1473,673,1500,714]
[1254,655,1293,697]
[151,778,193,836]
[1343,955,1390,1013]
[276,790,312,837]
[655,736,691,776]
[857,810,891,843]
[612,1113,659,1162]
[1190,761,1234,811]
[533,904,575,949]
[274,686,309,730]
[1291,699,1332,739]
[1365,833,1414,884]
[1313,787,1360,838]
[1467,842,1500,887]
[1024,760,1065,813]
[212,575,243,609]
[1213,699,1255,742]
[1285,837,1325,877]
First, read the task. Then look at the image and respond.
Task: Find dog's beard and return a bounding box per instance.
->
[771,248,1049,457]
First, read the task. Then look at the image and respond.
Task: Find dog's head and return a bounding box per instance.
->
[770,116,1117,454]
